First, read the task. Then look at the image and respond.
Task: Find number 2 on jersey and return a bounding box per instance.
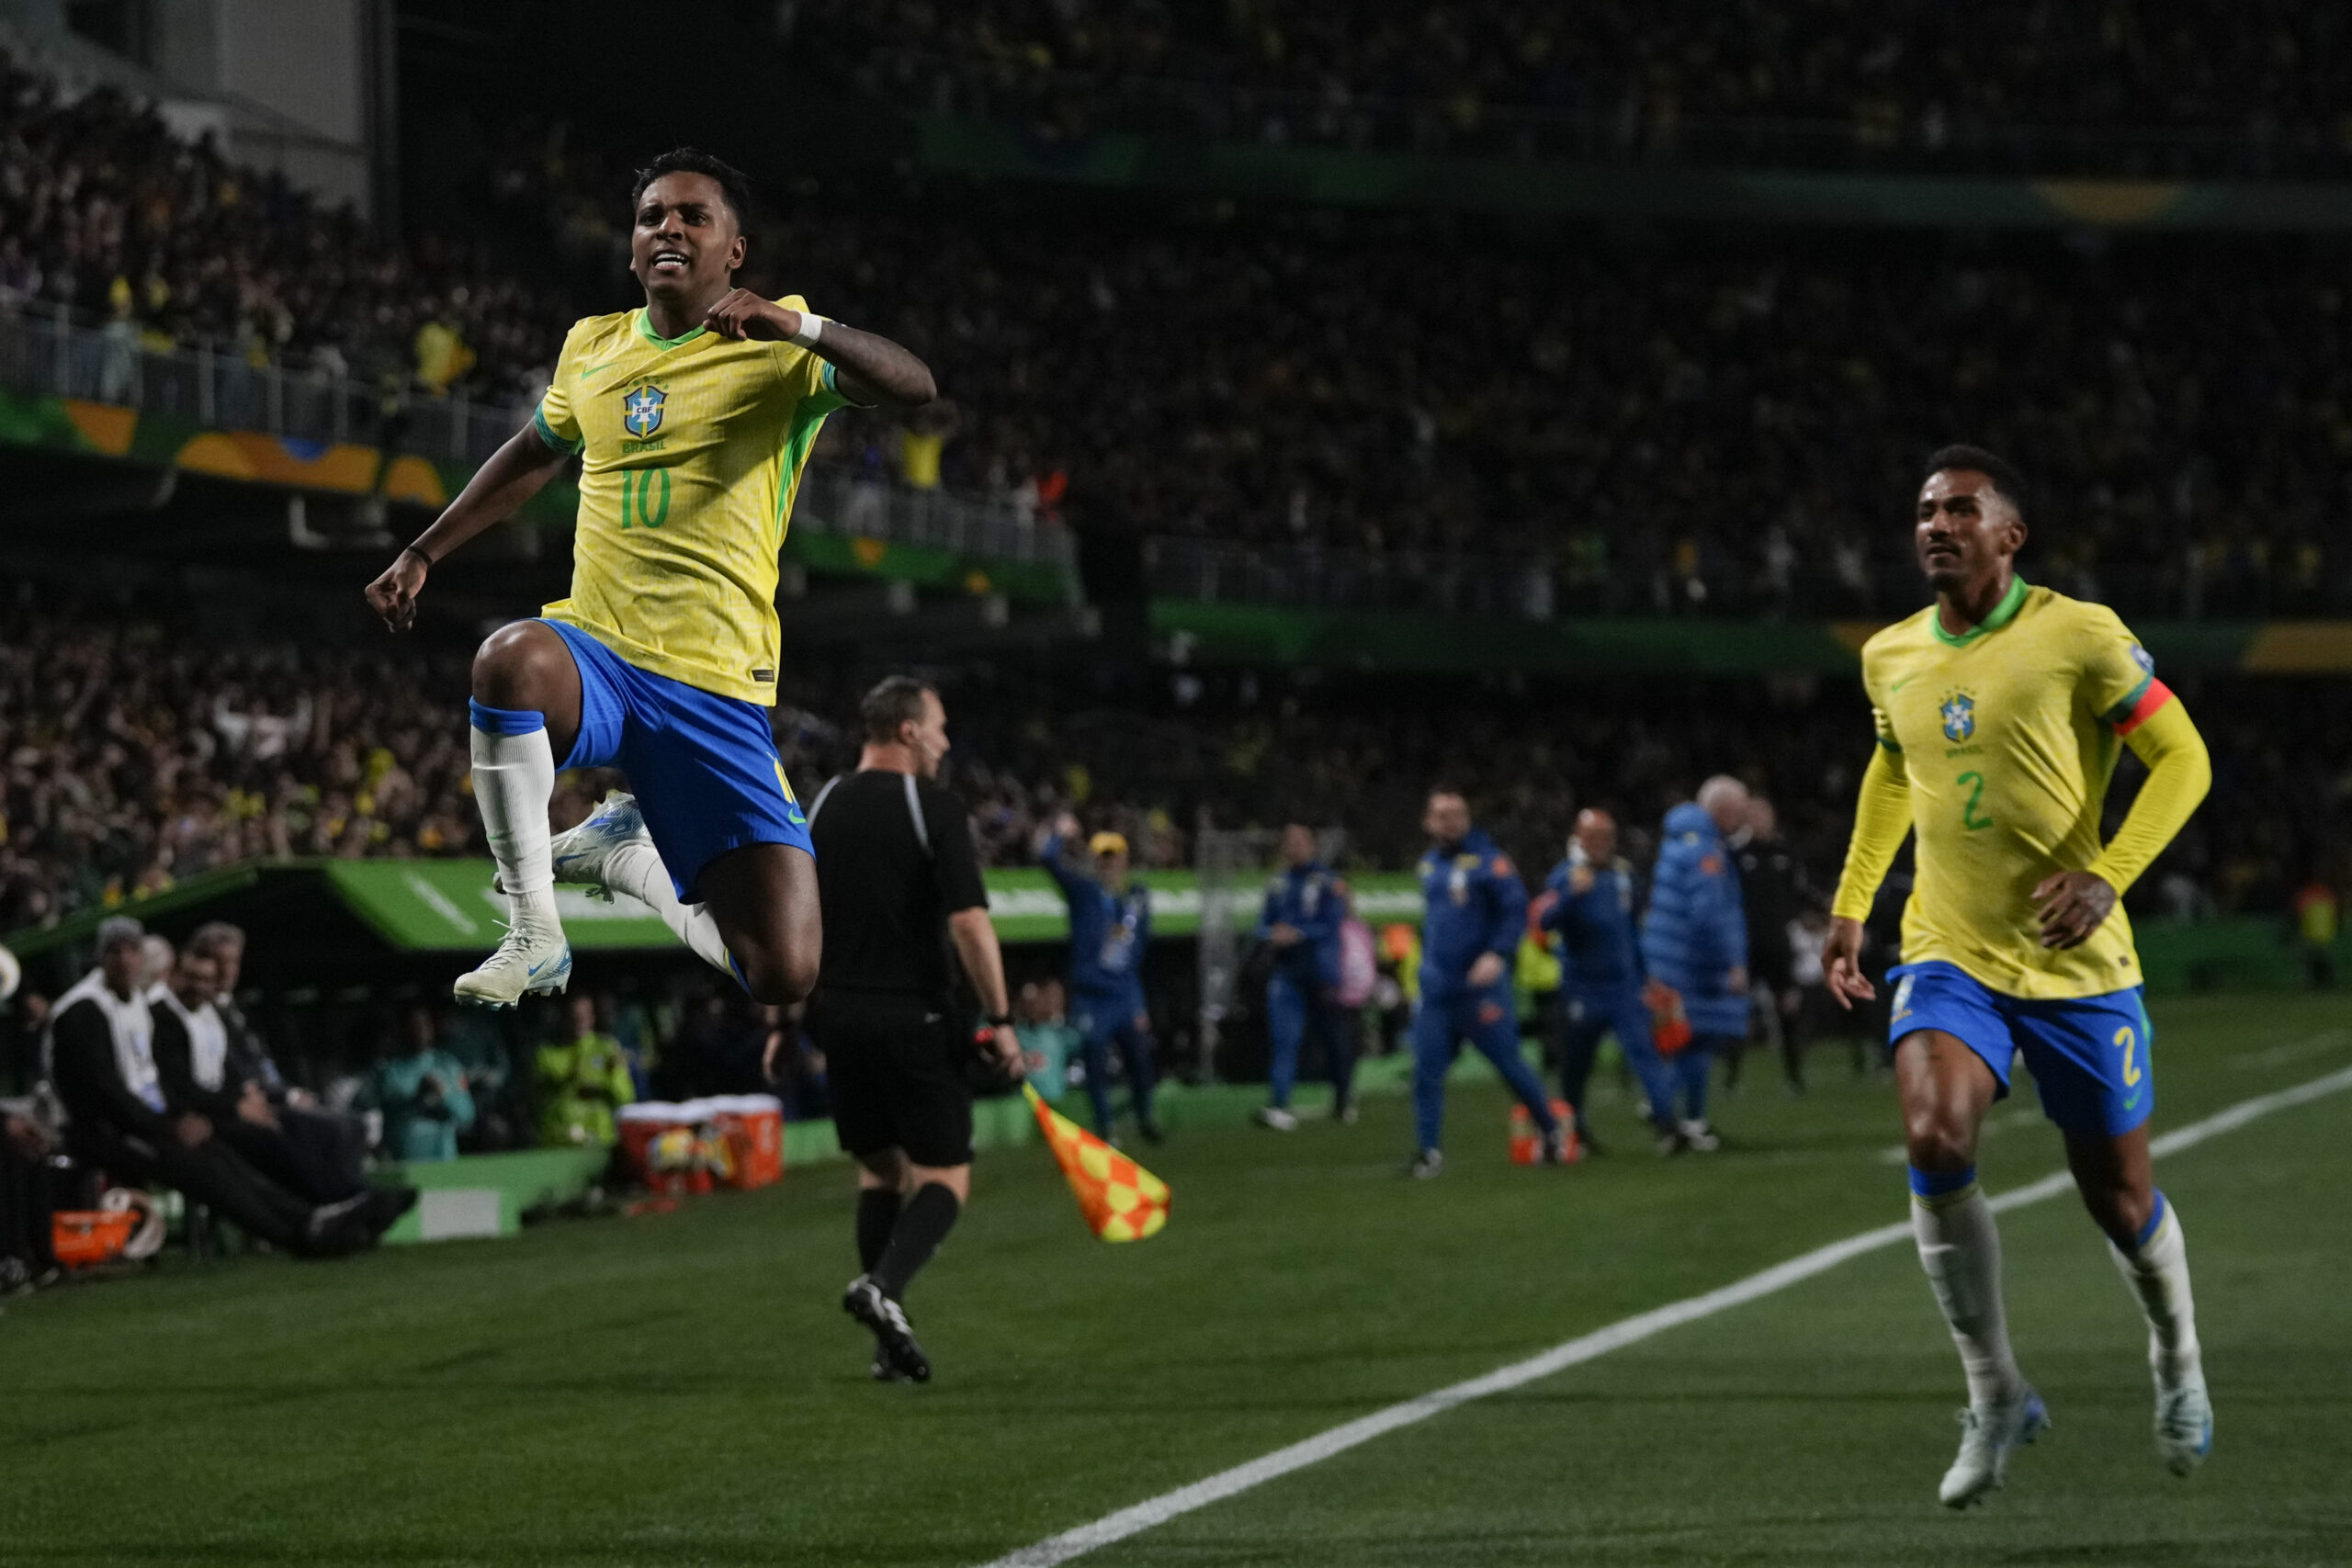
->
[620,467,671,528]
[1956,770,1994,831]
[2112,1024,2142,1087]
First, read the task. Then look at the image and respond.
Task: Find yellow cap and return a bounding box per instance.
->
[1089,830,1130,857]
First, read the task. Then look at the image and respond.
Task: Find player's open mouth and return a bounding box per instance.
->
[650,250,690,274]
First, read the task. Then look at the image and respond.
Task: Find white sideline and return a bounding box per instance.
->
[976,1061,2352,1568]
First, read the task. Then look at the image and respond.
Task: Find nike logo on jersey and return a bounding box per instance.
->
[1888,676,1914,693]
[579,361,621,378]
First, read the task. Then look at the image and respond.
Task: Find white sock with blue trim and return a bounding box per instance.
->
[1911,1168,2025,1410]
[469,704,558,937]
[604,839,734,976]
[2108,1191,2201,1387]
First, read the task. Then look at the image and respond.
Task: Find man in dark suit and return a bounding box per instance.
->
[153,943,395,1210]
[50,918,384,1258]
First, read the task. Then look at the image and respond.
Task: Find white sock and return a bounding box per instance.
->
[605,839,735,976]
[2108,1193,2202,1387]
[469,719,558,933]
[1913,1182,2026,1410]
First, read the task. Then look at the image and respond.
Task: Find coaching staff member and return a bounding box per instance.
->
[806,675,1019,1384]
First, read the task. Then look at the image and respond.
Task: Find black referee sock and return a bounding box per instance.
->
[872,1182,961,1302]
[856,1188,902,1274]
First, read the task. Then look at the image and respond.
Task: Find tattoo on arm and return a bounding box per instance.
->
[811,319,936,409]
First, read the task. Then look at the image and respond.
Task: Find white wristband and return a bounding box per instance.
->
[789,312,824,349]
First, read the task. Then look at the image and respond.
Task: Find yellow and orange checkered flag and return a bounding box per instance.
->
[1023,1083,1170,1242]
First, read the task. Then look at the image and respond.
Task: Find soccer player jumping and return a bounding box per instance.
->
[364,150,935,1008]
[1823,447,2213,1507]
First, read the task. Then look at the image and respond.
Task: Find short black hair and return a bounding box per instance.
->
[861,676,936,744]
[1925,445,2030,519]
[631,147,754,230]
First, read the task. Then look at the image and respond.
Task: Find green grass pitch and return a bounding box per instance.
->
[5,993,2349,1567]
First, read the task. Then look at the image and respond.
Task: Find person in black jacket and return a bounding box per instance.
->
[1731,795,1813,1093]
[49,919,381,1258]
[152,944,390,1208]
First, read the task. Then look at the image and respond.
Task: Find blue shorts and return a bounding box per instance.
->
[544,620,813,900]
[1888,960,2154,1136]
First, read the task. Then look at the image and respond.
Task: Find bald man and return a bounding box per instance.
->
[1535,809,1681,1153]
[1639,776,1752,1151]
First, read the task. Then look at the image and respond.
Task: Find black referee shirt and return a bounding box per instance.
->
[808,769,989,1003]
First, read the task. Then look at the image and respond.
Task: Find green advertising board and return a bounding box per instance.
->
[320,859,1428,953]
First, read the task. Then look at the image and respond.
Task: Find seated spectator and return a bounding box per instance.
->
[152,945,392,1210]
[376,1006,476,1164]
[442,1010,518,1151]
[1013,980,1078,1100]
[181,923,374,1186]
[47,918,390,1256]
[536,996,636,1148]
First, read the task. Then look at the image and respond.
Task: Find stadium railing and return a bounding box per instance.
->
[0,298,522,466]
[880,53,2352,180]
[0,298,1080,574]
[796,465,1076,570]
[1143,535,2302,624]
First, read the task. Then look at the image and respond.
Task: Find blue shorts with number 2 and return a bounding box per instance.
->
[1887,960,2154,1137]
[543,619,813,900]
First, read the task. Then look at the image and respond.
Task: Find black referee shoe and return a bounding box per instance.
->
[843,1275,932,1383]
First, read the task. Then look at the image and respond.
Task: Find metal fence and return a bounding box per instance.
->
[0,299,525,465]
[797,465,1077,570]
[0,297,1081,573]
[1145,535,2335,624]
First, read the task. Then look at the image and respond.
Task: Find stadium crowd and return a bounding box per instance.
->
[479,117,2352,616]
[0,46,569,400]
[3,587,2340,940]
[1,33,2346,616]
[808,0,2352,171]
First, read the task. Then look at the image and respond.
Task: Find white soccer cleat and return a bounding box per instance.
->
[1939,1386,2050,1507]
[1253,1106,1298,1132]
[497,790,649,901]
[452,920,572,1009]
[1679,1119,1721,1153]
[2154,1373,2212,1477]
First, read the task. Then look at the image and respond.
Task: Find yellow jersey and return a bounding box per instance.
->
[533,296,851,704]
[1836,578,2172,998]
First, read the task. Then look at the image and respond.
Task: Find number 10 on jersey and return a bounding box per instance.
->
[619,467,672,528]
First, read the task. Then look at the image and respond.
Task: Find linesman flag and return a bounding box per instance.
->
[1023,1083,1170,1241]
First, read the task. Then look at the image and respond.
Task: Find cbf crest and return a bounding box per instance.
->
[1939,691,1976,743]
[621,379,668,438]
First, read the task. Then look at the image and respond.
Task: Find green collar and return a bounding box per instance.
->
[1931,573,2030,647]
[634,310,707,350]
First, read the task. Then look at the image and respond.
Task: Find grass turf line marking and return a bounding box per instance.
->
[977,1062,2352,1568]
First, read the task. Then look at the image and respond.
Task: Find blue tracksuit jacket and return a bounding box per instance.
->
[1042,832,1151,1000]
[1417,829,1525,997]
[1538,852,1645,994]
[1259,862,1344,990]
[1639,802,1748,1037]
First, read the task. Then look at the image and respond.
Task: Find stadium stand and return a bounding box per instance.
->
[809,0,2352,175]
[0,46,566,400]
[2,26,2343,617]
[481,118,2351,615]
[4,581,2342,939]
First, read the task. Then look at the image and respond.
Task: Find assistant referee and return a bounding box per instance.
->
[807,675,1019,1384]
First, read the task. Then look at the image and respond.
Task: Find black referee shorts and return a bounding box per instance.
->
[809,988,975,1168]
